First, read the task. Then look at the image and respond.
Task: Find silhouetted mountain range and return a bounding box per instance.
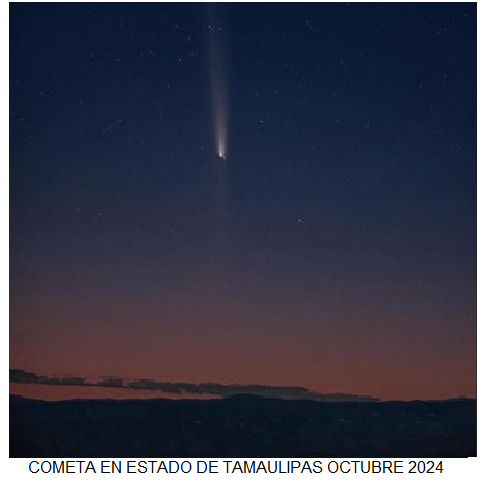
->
[10,394,476,457]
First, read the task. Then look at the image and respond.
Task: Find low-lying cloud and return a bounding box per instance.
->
[9,368,379,402]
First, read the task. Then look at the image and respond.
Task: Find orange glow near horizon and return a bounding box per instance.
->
[10,293,476,402]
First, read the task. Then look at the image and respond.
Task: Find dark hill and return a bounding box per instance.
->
[9,395,476,457]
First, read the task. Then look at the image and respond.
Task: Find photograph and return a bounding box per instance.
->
[10,1,476,458]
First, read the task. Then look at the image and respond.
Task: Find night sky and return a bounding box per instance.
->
[10,2,476,400]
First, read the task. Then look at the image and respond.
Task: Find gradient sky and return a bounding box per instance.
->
[10,2,476,400]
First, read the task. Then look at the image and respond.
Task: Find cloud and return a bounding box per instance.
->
[10,369,86,386]
[128,379,181,393]
[9,369,379,402]
[10,369,39,383]
[96,377,125,388]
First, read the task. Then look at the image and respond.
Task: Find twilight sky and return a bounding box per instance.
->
[10,2,476,400]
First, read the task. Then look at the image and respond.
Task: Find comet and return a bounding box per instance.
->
[206,5,230,291]
[207,4,229,161]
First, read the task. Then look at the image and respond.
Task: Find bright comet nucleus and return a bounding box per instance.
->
[218,141,227,160]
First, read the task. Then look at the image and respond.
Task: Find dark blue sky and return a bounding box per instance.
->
[10,2,476,400]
